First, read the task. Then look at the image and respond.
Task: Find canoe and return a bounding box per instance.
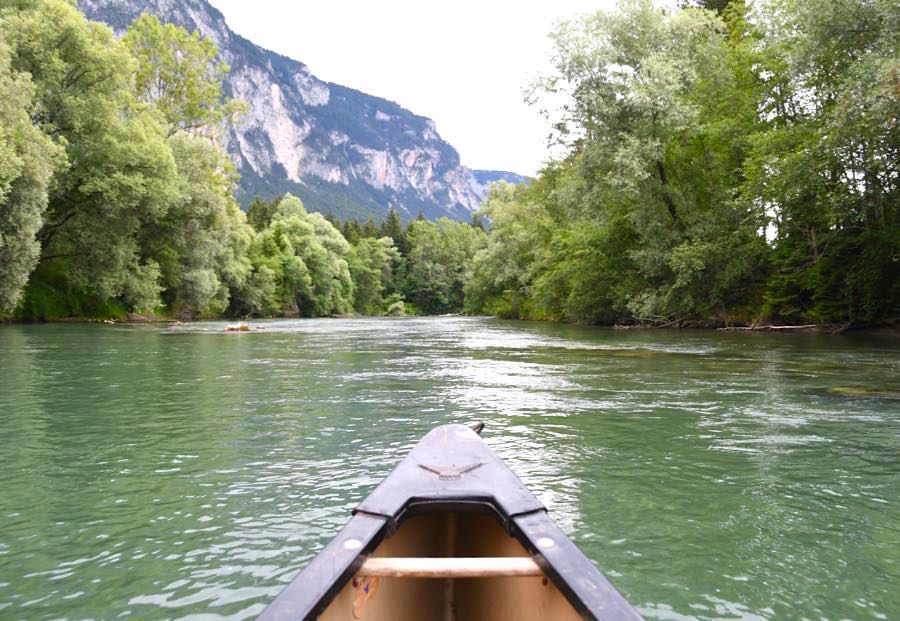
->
[259,423,643,620]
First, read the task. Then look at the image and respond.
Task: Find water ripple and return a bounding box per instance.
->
[0,319,898,619]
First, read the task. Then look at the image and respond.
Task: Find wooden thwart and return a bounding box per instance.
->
[358,557,543,578]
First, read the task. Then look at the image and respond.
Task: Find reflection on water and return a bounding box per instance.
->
[0,318,898,620]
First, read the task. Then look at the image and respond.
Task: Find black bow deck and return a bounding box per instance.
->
[258,424,644,620]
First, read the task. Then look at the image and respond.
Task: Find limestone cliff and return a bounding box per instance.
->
[79,0,527,220]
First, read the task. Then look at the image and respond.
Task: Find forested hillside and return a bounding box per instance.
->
[0,1,487,320]
[1,0,895,327]
[466,0,898,328]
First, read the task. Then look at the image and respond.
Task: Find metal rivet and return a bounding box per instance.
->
[537,537,555,548]
[344,538,362,550]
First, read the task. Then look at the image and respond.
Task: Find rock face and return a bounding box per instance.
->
[79,0,527,221]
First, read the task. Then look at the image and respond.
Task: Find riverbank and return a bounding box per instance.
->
[615,321,900,336]
[7,313,898,338]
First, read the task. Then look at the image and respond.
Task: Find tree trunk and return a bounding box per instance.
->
[656,159,680,226]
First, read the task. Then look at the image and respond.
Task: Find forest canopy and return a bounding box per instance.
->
[466,0,899,327]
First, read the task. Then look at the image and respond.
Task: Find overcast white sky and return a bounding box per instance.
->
[207,1,617,176]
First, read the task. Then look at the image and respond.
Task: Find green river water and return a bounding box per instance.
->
[0,317,898,620]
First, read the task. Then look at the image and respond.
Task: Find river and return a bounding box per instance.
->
[0,317,898,620]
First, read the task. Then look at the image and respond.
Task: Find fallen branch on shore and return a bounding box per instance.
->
[718,324,818,331]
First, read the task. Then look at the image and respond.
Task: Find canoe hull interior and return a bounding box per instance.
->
[319,511,582,621]
[258,424,643,620]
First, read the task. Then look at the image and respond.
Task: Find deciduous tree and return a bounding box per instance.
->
[0,41,62,315]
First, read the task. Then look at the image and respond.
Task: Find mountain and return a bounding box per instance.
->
[78,0,525,221]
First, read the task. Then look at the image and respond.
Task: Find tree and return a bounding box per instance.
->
[360,216,378,239]
[379,207,410,255]
[0,40,62,315]
[124,11,253,318]
[144,133,252,317]
[464,182,554,318]
[405,218,486,314]
[247,195,280,232]
[348,237,401,314]
[512,0,768,323]
[468,0,896,327]
[680,0,733,14]
[745,0,900,323]
[248,194,353,317]
[341,218,361,245]
[3,0,178,314]
[122,13,243,136]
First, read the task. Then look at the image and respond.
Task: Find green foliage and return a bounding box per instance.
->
[464,182,552,316]
[341,219,361,245]
[360,217,378,240]
[123,13,245,136]
[744,0,900,323]
[385,297,407,317]
[530,0,767,322]
[406,218,487,314]
[681,0,734,13]
[0,0,263,319]
[3,0,179,313]
[0,39,63,316]
[469,0,895,327]
[243,194,354,317]
[16,263,129,321]
[247,195,280,232]
[379,208,411,255]
[347,237,402,314]
[145,133,253,317]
